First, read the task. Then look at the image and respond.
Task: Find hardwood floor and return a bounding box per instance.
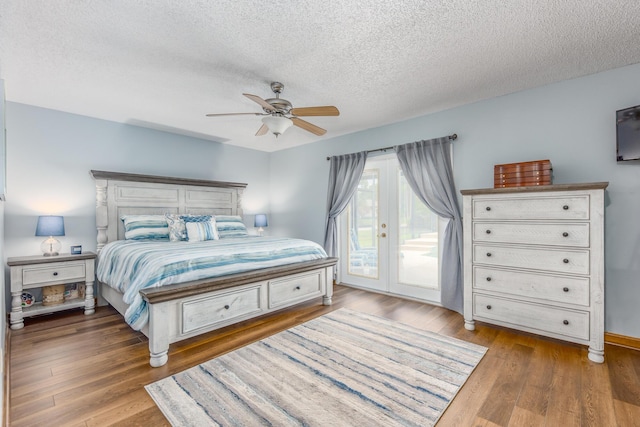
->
[8,284,640,426]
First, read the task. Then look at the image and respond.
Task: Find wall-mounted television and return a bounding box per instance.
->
[616,104,640,162]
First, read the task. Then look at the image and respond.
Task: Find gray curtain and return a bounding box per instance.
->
[394,137,463,313]
[323,152,368,257]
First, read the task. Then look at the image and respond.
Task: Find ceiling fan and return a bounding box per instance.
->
[206,82,339,137]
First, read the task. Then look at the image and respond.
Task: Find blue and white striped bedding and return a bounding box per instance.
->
[96,236,328,331]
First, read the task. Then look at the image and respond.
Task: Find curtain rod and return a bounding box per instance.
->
[326,133,457,160]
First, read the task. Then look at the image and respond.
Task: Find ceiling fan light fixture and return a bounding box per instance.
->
[262,115,293,137]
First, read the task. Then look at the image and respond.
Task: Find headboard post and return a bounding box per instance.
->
[95,177,109,253]
[237,188,244,218]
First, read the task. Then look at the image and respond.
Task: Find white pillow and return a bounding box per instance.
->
[185,219,219,242]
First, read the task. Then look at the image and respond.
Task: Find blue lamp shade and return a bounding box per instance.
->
[35,216,65,237]
[35,216,65,256]
[254,214,268,228]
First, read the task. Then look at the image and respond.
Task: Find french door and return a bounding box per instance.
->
[339,156,442,303]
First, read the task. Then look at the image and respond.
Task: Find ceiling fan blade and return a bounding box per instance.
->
[290,106,340,117]
[291,117,327,136]
[243,93,276,112]
[206,112,264,117]
[255,123,269,136]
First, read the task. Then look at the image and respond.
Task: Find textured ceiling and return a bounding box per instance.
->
[2,1,640,152]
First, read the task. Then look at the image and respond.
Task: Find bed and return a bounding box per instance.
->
[91,170,337,367]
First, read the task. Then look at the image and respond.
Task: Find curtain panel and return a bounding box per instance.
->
[323,152,368,258]
[394,137,463,313]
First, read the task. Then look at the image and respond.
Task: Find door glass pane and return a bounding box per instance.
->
[347,168,379,279]
[397,168,439,288]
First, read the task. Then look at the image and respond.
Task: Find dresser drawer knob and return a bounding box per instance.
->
[53,272,58,276]
[295,285,301,290]
[563,205,569,210]
[563,320,569,325]
[486,277,492,282]
[562,232,569,237]
[563,287,569,292]
[485,206,491,211]
[486,229,491,234]
[563,258,569,264]
[486,252,492,257]
[224,305,230,310]
[486,305,492,310]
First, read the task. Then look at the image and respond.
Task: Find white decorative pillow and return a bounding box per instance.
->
[185,219,219,242]
[121,215,170,241]
[215,215,249,238]
[165,214,186,242]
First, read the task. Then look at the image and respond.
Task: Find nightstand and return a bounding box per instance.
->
[8,252,97,330]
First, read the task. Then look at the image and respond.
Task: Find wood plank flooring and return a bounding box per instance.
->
[8,285,640,426]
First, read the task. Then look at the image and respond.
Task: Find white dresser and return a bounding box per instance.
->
[461,182,608,363]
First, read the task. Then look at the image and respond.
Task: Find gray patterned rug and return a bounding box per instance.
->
[146,308,487,426]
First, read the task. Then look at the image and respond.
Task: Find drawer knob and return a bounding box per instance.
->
[562,232,569,237]
[486,252,492,257]
[563,320,569,325]
[563,205,569,210]
[563,287,569,292]
[295,285,301,290]
[485,229,491,234]
[53,272,58,276]
[485,206,491,211]
[224,305,230,310]
[563,258,569,264]
[486,305,492,310]
[486,277,492,282]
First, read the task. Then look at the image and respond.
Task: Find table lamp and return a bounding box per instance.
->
[35,215,65,256]
[254,214,268,236]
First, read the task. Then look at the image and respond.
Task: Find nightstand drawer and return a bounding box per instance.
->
[23,263,86,286]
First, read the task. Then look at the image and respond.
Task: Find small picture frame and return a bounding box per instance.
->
[70,245,82,255]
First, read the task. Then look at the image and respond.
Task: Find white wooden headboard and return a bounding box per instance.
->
[90,170,247,252]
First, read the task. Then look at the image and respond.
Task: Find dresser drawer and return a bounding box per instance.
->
[473,244,589,275]
[473,266,590,306]
[474,294,590,341]
[473,222,589,247]
[182,285,262,334]
[472,195,590,220]
[22,262,86,286]
[269,271,323,309]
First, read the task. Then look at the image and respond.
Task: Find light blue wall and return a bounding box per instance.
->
[3,102,271,259]
[270,63,640,338]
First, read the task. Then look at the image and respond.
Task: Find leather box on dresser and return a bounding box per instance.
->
[461,182,608,363]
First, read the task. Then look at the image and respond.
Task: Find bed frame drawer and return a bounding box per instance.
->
[269,271,324,309]
[182,285,263,334]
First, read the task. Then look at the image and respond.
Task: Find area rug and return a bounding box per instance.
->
[146,308,487,426]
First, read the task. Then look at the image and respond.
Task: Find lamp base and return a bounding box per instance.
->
[41,237,61,257]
